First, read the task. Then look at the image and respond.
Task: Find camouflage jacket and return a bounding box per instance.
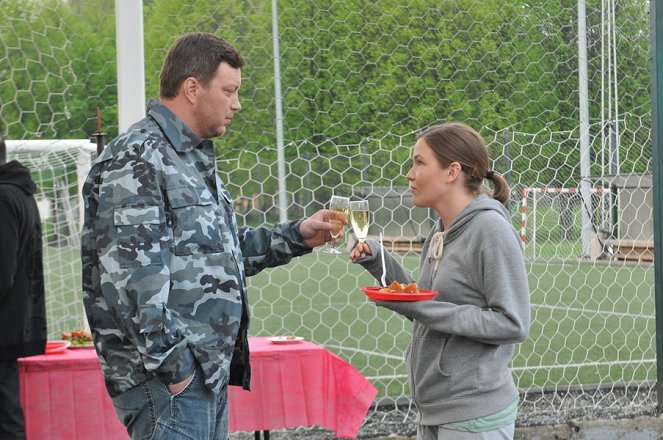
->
[81,100,312,397]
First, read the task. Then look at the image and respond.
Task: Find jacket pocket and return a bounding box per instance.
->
[438,336,483,398]
[114,205,162,268]
[138,303,176,353]
[167,186,223,256]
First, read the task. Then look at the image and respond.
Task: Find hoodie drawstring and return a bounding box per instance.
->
[427,231,445,284]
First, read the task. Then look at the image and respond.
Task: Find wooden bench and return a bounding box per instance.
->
[604,239,654,262]
[367,235,425,253]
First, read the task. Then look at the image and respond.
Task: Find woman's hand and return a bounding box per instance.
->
[349,241,373,263]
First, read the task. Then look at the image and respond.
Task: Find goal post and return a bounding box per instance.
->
[521,187,612,260]
[6,139,97,339]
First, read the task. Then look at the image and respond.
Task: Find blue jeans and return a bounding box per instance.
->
[111,366,228,440]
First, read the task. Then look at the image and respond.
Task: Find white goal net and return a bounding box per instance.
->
[521,187,612,260]
[5,140,97,339]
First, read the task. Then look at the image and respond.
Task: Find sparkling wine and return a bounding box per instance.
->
[329,209,348,238]
[350,210,369,242]
[322,195,350,254]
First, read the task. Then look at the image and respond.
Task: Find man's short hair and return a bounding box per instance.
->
[160,32,245,99]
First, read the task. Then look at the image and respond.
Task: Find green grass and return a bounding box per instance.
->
[45,247,656,399]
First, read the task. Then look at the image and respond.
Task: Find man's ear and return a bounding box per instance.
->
[181,77,199,104]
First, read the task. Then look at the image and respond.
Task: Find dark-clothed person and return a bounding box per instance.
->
[0,133,47,440]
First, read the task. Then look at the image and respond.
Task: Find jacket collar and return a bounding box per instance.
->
[147,99,205,153]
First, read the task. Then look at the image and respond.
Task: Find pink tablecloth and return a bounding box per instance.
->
[228,337,378,438]
[19,338,377,440]
[18,347,128,440]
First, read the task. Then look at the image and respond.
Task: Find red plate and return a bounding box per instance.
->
[361,286,438,301]
[45,340,71,355]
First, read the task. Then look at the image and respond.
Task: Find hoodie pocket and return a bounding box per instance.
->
[410,334,487,404]
[409,334,451,404]
[438,336,485,398]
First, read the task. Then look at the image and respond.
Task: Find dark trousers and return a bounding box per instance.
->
[0,359,25,440]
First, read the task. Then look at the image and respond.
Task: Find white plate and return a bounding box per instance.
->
[266,336,304,344]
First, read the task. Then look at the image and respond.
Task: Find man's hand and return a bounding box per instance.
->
[299,209,341,248]
[168,374,193,395]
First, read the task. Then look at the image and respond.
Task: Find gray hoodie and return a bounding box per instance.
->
[358,194,530,426]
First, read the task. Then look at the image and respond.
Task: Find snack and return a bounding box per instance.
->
[61,329,92,346]
[378,281,420,293]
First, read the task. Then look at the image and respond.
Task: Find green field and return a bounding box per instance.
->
[45,247,656,399]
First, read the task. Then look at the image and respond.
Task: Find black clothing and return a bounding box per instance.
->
[0,360,25,440]
[0,160,46,440]
[0,160,46,359]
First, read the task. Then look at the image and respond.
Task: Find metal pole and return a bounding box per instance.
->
[115,0,146,132]
[272,0,288,222]
[360,141,369,187]
[578,0,593,258]
[609,120,619,237]
[503,129,512,211]
[650,0,663,413]
[503,129,512,188]
[94,106,105,156]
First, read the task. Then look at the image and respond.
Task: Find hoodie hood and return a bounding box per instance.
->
[0,160,37,196]
[443,194,511,244]
[425,194,513,281]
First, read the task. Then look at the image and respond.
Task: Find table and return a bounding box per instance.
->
[228,337,378,438]
[19,338,377,440]
[18,347,127,440]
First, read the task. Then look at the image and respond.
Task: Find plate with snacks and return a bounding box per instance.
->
[266,336,305,344]
[61,329,93,348]
[361,282,437,301]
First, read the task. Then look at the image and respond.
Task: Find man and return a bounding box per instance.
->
[0,133,47,440]
[81,32,335,439]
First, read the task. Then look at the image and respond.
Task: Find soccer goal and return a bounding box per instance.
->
[6,139,97,339]
[520,187,613,261]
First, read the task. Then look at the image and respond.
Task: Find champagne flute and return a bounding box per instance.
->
[349,200,370,244]
[322,195,350,254]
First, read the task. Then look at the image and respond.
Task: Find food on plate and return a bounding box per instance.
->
[378,281,420,293]
[61,329,93,346]
[267,335,304,343]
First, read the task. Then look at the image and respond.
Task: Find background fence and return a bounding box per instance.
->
[1,0,656,425]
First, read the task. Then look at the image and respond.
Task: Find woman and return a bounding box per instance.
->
[350,122,530,439]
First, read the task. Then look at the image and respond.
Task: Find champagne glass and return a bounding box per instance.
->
[322,195,350,254]
[349,200,370,244]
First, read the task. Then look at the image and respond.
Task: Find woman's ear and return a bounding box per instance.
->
[447,162,462,181]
